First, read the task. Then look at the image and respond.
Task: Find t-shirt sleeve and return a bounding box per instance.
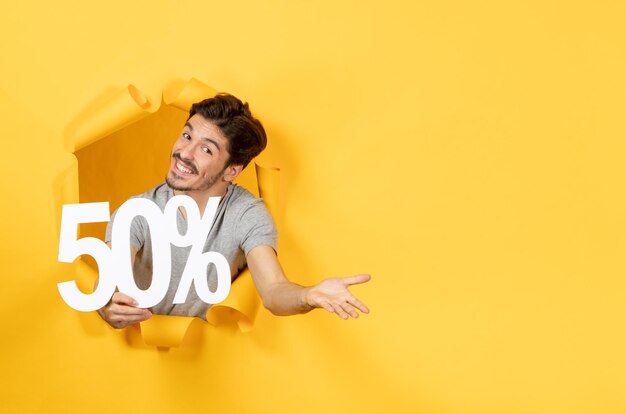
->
[105,208,146,251]
[236,199,278,256]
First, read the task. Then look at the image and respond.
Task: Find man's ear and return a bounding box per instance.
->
[223,164,244,182]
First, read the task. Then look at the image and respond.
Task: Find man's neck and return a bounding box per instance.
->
[173,184,230,216]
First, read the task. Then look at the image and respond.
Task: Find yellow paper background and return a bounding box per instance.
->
[1,1,626,413]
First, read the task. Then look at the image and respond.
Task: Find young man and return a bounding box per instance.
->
[98,93,370,329]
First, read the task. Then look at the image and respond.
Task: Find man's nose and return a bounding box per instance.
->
[179,142,195,160]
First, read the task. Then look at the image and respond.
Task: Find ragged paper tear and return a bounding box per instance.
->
[59,78,279,348]
[72,85,155,152]
[140,315,196,348]
[205,164,282,332]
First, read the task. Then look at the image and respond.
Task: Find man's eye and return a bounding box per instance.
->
[202,147,212,155]
[183,133,191,140]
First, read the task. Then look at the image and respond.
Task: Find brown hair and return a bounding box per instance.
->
[189,93,267,168]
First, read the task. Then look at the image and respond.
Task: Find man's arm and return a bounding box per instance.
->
[246,245,370,319]
[96,244,152,329]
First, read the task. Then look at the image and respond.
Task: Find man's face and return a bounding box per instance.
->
[166,114,231,193]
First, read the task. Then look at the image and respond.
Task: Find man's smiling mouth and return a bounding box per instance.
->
[176,162,194,174]
[172,154,197,175]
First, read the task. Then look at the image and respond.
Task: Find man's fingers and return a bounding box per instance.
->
[347,296,369,314]
[112,291,139,306]
[110,304,152,317]
[343,273,371,286]
[99,291,151,329]
[331,303,349,320]
[339,301,359,319]
[320,302,335,314]
[122,312,152,324]
[109,312,152,329]
[105,306,152,328]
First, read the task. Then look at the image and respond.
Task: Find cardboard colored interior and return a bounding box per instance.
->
[71,80,277,347]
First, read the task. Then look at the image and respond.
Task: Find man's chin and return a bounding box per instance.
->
[165,175,191,192]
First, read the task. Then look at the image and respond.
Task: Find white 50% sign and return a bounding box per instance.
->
[57,196,231,312]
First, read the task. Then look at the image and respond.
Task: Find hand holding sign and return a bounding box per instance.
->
[57,196,231,312]
[97,291,153,329]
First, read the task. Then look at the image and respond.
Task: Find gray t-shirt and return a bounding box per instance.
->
[105,183,277,319]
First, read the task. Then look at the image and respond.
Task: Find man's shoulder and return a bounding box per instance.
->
[224,184,269,217]
[224,184,277,251]
[227,183,258,204]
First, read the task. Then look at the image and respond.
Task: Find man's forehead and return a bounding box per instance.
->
[186,115,228,146]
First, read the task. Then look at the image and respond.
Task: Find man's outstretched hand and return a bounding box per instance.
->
[97,291,152,329]
[305,274,371,319]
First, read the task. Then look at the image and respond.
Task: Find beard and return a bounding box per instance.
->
[166,171,223,192]
[166,153,226,192]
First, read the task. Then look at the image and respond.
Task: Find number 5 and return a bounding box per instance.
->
[57,202,116,311]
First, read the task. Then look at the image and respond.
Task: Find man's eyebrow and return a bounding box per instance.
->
[184,122,221,151]
[201,137,221,151]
